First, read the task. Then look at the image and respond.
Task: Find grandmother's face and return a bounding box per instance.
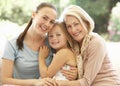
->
[64,15,87,42]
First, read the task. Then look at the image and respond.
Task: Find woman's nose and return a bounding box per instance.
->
[71,26,76,32]
[45,21,50,27]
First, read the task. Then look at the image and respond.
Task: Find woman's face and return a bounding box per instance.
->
[32,7,57,36]
[48,25,68,51]
[64,15,88,42]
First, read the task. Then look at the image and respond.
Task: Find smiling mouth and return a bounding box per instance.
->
[41,25,47,31]
[52,42,59,45]
[73,31,81,36]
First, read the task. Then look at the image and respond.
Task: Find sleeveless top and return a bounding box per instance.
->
[53,65,70,80]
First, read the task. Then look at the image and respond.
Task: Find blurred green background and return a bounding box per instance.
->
[0,0,120,41]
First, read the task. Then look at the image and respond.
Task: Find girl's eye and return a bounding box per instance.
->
[48,35,53,38]
[56,34,61,36]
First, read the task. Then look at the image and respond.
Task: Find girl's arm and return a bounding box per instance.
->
[39,46,74,78]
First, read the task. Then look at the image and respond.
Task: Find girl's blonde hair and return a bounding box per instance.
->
[60,5,95,33]
[51,21,74,48]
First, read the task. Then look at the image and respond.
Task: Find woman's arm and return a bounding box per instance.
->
[79,37,107,86]
[37,78,80,86]
[56,80,80,86]
[61,66,78,80]
[1,59,39,86]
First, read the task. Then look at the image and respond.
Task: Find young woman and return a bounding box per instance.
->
[1,2,58,86]
[38,21,79,80]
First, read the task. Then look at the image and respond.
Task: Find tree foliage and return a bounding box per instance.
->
[0,0,119,34]
[72,0,118,33]
[108,2,120,41]
[0,0,43,25]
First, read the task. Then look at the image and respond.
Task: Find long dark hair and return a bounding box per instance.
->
[17,2,57,50]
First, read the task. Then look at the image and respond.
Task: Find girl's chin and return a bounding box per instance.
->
[75,38,82,42]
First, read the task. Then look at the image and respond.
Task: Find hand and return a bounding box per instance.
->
[39,46,50,60]
[35,78,47,86]
[2,84,21,86]
[61,66,78,80]
[2,84,20,86]
[36,78,59,86]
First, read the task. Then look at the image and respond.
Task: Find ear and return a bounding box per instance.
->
[32,12,36,19]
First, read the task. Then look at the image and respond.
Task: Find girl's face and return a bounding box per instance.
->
[32,7,57,37]
[65,15,88,42]
[48,25,68,51]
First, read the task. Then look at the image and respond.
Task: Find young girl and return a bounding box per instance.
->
[38,21,77,80]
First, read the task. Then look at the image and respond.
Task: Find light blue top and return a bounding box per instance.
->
[2,37,52,79]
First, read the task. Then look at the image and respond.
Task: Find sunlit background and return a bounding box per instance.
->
[0,0,120,74]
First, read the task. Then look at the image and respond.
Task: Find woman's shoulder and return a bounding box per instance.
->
[86,32,107,51]
[90,32,105,45]
[7,37,17,45]
[5,36,19,50]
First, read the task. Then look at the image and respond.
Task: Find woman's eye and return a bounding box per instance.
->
[43,16,47,20]
[74,23,79,26]
[67,25,71,29]
[50,21,55,25]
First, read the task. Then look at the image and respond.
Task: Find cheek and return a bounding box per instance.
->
[36,17,44,24]
[48,24,54,30]
[84,29,88,33]
[50,25,53,28]
[67,29,72,35]
[48,27,53,32]
[48,38,52,44]
[50,24,54,28]
[62,38,68,44]
[33,19,41,27]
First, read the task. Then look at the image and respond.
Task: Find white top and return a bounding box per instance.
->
[53,65,70,80]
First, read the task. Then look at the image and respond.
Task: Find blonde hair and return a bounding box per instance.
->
[59,5,95,79]
[60,5,95,33]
